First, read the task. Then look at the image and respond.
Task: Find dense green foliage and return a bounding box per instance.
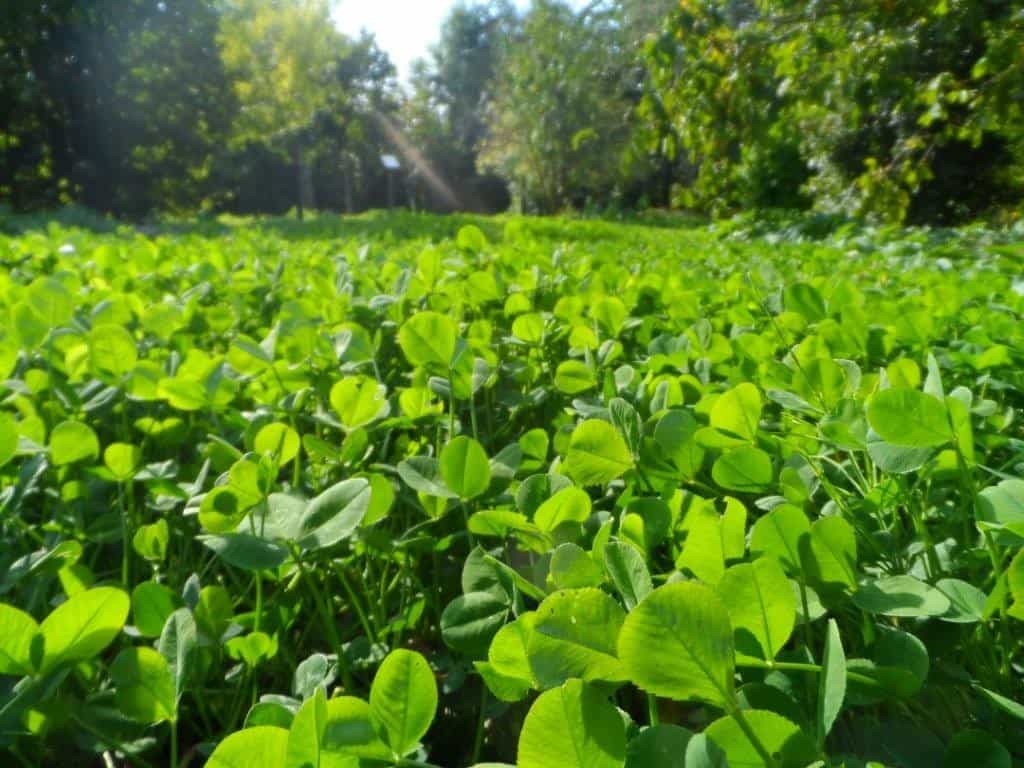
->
[645,0,1024,222]
[0,210,1023,766]
[7,0,1020,222]
[1,0,403,217]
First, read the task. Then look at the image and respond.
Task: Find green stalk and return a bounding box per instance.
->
[0,676,42,721]
[737,657,878,687]
[252,571,264,707]
[118,482,131,586]
[646,693,660,726]
[254,571,263,632]
[727,704,780,768]
[70,714,157,768]
[332,561,377,643]
[170,719,179,768]
[471,682,488,764]
[469,390,479,441]
[293,550,353,690]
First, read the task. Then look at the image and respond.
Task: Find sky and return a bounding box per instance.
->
[331,1,583,84]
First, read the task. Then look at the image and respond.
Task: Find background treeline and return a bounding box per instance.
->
[2,0,1023,223]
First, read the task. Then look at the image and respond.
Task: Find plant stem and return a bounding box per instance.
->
[118,482,131,585]
[737,657,878,687]
[294,551,353,690]
[170,719,179,768]
[646,693,660,726]
[333,561,377,643]
[470,391,479,441]
[254,571,263,632]
[728,704,780,768]
[397,760,445,768]
[471,682,488,763]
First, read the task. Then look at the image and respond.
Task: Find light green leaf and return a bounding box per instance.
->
[39,586,129,672]
[710,383,762,442]
[718,558,794,660]
[817,619,846,746]
[456,224,488,252]
[397,455,456,498]
[625,724,693,768]
[618,581,734,707]
[26,276,73,328]
[852,575,951,617]
[476,660,532,703]
[158,607,198,703]
[529,588,627,687]
[330,376,390,430]
[369,649,437,759]
[104,442,142,481]
[512,313,545,344]
[653,409,704,479]
[800,516,858,598]
[712,445,773,493]
[704,710,817,768]
[131,581,181,638]
[133,519,170,563]
[784,283,827,322]
[564,420,634,486]
[297,478,371,551]
[685,734,729,768]
[603,540,652,610]
[676,503,727,585]
[49,420,100,466]
[89,324,137,379]
[550,544,604,590]
[285,687,328,768]
[254,422,300,466]
[399,311,457,369]
[517,679,626,768]
[749,504,810,576]
[608,398,641,457]
[866,433,935,474]
[207,726,289,768]
[867,388,951,447]
[110,646,177,724]
[440,436,491,499]
[0,603,40,675]
[936,578,986,623]
[555,360,596,394]
[322,696,391,761]
[535,487,592,534]
[0,412,19,468]
[199,487,250,534]
[199,533,289,571]
[488,613,537,688]
[977,479,1024,537]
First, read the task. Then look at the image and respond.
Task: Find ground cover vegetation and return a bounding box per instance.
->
[0,211,1021,766]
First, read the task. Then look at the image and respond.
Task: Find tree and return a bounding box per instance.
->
[479,0,634,212]
[218,0,346,218]
[405,2,516,211]
[645,0,1024,222]
[0,0,232,216]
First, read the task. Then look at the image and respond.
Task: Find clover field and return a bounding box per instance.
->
[1,211,1024,768]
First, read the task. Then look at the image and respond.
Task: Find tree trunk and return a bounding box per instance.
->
[342,156,353,213]
[294,144,304,221]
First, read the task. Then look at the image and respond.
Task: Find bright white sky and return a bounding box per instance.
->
[331,1,585,83]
